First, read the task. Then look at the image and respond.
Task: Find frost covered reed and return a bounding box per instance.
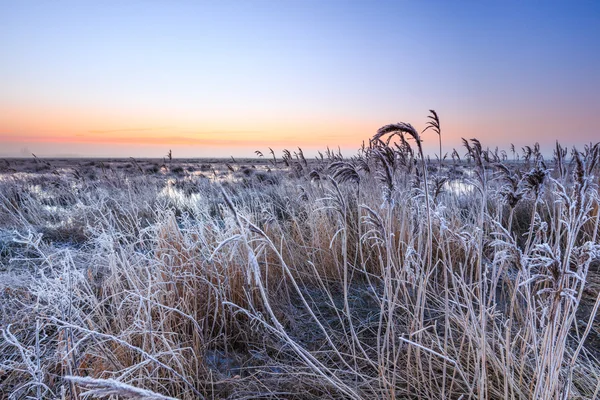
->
[1,112,599,399]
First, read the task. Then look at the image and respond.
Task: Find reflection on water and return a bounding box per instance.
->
[444,179,474,195]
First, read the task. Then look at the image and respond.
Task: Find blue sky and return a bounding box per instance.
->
[1,1,599,157]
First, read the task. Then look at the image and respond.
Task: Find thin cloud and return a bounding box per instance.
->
[177,130,265,137]
[190,130,264,134]
[86,128,264,137]
[88,126,173,134]
[0,134,330,147]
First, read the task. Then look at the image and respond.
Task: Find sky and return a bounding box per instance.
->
[1,0,599,158]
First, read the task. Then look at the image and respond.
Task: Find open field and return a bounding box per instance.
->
[1,123,600,399]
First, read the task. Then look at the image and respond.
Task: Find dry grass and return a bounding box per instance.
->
[1,118,600,399]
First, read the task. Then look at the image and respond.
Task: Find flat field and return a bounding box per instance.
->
[1,138,599,399]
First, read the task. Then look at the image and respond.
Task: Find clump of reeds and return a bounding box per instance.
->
[1,114,599,400]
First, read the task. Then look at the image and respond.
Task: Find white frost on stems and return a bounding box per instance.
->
[65,376,180,400]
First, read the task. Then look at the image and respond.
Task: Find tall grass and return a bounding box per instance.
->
[1,117,600,399]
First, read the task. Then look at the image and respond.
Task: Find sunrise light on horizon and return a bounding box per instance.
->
[1,1,599,158]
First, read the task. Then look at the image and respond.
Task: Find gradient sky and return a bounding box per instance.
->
[1,1,599,158]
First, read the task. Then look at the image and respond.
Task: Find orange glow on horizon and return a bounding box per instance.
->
[0,119,380,151]
[0,104,388,153]
[1,102,598,157]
